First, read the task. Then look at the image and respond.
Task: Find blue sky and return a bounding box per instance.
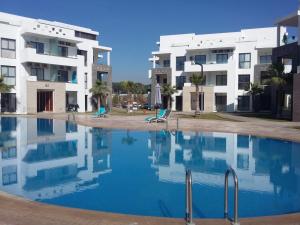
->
[1,0,298,83]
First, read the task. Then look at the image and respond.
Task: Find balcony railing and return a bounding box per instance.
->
[25,43,77,59]
[184,61,229,72]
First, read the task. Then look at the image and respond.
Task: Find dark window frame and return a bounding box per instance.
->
[216,74,227,86]
[238,74,250,90]
[1,66,16,86]
[216,54,228,64]
[31,67,45,80]
[195,55,206,65]
[239,53,251,69]
[260,55,272,64]
[176,56,186,71]
[163,59,170,67]
[1,38,16,58]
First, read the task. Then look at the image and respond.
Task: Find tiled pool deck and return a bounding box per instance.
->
[1,113,300,225]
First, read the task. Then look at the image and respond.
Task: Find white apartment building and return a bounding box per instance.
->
[149,27,286,112]
[0,12,112,114]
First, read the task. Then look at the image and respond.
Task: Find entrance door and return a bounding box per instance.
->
[176,96,182,111]
[215,94,227,112]
[1,93,16,112]
[37,91,53,112]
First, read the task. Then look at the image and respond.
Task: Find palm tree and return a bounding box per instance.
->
[246,82,264,112]
[265,62,291,116]
[190,73,205,115]
[161,84,177,109]
[0,76,12,113]
[265,63,286,87]
[120,81,135,111]
[89,80,109,109]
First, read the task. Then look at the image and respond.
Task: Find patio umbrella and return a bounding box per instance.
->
[154,84,162,118]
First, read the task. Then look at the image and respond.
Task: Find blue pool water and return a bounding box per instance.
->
[0,116,300,218]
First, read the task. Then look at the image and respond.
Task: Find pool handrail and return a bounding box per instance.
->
[224,167,239,225]
[185,169,194,225]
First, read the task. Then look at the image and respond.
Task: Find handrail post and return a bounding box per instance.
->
[224,168,239,225]
[185,169,194,225]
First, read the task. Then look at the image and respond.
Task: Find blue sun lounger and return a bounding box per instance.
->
[95,107,107,117]
[145,109,167,123]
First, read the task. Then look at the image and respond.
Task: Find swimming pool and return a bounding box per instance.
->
[0,116,299,219]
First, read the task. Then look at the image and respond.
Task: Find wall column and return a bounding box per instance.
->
[107,51,111,66]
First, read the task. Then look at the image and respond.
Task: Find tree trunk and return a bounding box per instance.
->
[127,91,131,112]
[195,85,200,114]
[97,96,101,109]
[169,96,172,110]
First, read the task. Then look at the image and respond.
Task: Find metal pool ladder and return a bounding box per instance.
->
[185,169,194,225]
[224,167,239,225]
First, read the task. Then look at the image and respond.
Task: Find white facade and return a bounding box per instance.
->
[149,27,286,112]
[0,12,112,114]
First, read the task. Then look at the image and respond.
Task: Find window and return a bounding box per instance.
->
[1,38,16,58]
[163,60,170,67]
[216,75,227,86]
[176,56,186,71]
[176,76,186,90]
[57,70,68,82]
[238,96,250,111]
[1,66,16,85]
[31,68,44,80]
[97,72,108,84]
[156,76,161,83]
[195,55,206,64]
[260,55,272,64]
[84,73,88,89]
[238,74,250,90]
[216,54,228,64]
[239,53,251,69]
[75,31,97,40]
[30,41,44,54]
[58,46,68,57]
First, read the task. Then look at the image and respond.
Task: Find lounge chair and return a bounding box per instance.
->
[145,109,167,122]
[95,107,107,117]
[154,110,171,123]
[145,109,169,123]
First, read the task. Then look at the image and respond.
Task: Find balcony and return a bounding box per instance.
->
[151,67,171,75]
[272,42,300,74]
[21,47,79,67]
[92,64,112,73]
[184,61,230,72]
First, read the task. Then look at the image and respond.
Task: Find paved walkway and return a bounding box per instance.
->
[32,112,300,142]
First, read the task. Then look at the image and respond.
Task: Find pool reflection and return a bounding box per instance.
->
[0,118,112,200]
